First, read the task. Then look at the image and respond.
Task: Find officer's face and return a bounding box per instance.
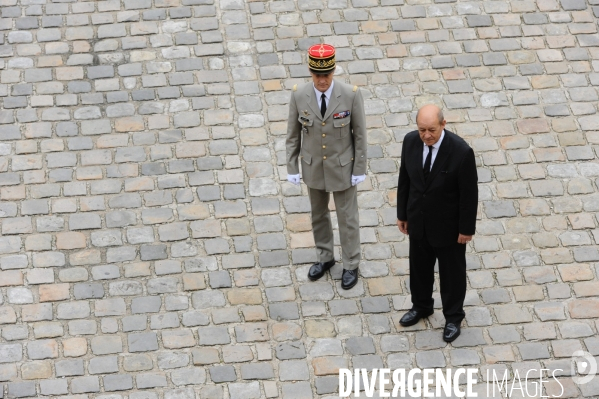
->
[311,71,334,92]
[417,114,446,146]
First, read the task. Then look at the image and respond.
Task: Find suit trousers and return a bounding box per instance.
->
[308,185,360,270]
[409,232,467,324]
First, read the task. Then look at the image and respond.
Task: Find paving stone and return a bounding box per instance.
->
[136,373,168,389]
[89,356,119,374]
[269,302,300,320]
[415,331,447,350]
[416,350,446,368]
[279,360,310,381]
[281,381,313,399]
[452,328,487,347]
[128,332,159,352]
[0,344,22,364]
[7,382,36,398]
[103,374,134,391]
[91,336,123,355]
[345,337,376,355]
[329,299,359,316]
[209,365,236,383]
[39,379,68,396]
[517,342,551,360]
[465,307,493,326]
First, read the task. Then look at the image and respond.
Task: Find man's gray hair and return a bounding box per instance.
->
[416,107,444,124]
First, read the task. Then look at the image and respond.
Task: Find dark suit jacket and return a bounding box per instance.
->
[397,130,478,247]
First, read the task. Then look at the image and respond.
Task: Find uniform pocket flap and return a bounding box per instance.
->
[339,148,353,166]
[301,151,312,165]
[298,116,313,127]
[333,117,350,128]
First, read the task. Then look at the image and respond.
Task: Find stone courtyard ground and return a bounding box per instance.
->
[0,0,599,397]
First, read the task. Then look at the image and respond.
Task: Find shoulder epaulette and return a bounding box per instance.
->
[353,85,358,92]
[293,84,297,91]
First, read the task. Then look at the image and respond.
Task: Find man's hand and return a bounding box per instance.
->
[397,220,408,235]
[458,234,472,244]
[351,174,366,186]
[287,174,301,185]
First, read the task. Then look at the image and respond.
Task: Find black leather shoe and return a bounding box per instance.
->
[341,269,358,290]
[443,322,461,342]
[308,260,336,281]
[399,309,434,327]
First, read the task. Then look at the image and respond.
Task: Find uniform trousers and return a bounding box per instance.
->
[409,231,467,324]
[307,185,360,271]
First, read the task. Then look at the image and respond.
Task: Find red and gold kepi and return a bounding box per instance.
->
[308,44,336,74]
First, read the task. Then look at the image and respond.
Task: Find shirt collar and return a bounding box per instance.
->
[425,130,445,149]
[314,80,334,100]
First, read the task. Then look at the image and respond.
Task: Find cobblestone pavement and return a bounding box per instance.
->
[0,0,599,397]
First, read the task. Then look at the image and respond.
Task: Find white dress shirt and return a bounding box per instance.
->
[422,130,445,170]
[314,81,334,110]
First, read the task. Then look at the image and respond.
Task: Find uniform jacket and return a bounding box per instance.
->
[397,130,478,247]
[286,80,367,192]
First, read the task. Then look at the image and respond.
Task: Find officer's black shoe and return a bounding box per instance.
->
[341,269,359,290]
[399,309,434,327]
[308,260,336,281]
[443,322,461,342]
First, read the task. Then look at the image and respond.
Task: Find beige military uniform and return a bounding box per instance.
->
[286,80,367,270]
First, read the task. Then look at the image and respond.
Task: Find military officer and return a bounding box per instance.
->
[286,44,367,290]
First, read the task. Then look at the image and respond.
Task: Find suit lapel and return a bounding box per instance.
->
[306,85,322,121]
[425,132,452,189]
[415,138,426,186]
[323,83,341,121]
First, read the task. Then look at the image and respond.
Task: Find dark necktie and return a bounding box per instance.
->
[320,93,326,117]
[423,146,433,181]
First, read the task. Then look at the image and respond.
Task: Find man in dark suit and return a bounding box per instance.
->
[396,104,478,342]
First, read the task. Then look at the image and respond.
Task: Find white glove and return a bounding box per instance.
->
[351,174,366,186]
[287,174,301,185]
